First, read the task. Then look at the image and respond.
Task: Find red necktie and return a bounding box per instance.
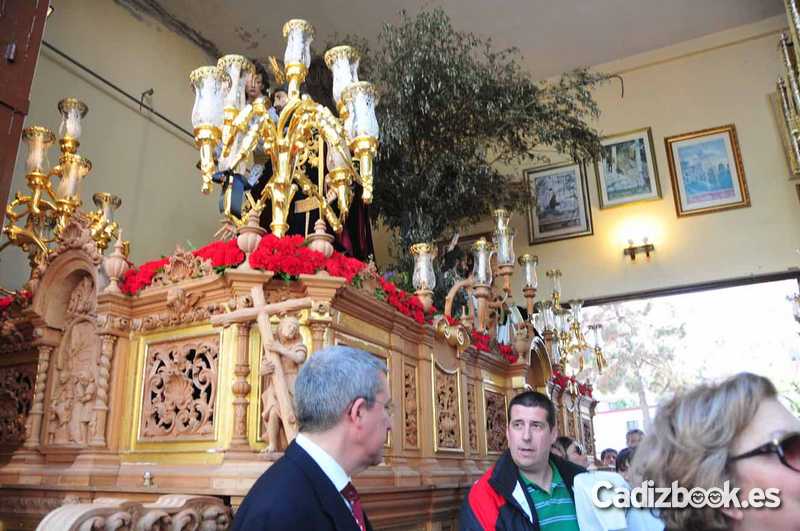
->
[341,481,366,531]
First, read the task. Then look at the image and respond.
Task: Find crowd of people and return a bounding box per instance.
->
[230,345,798,531]
[461,373,799,530]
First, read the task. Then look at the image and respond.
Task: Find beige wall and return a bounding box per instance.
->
[1,0,217,289]
[3,9,796,303]
[375,15,800,302]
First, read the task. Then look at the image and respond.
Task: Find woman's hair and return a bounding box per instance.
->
[631,372,777,531]
[251,60,270,97]
[616,446,635,473]
[554,436,576,456]
[600,448,618,460]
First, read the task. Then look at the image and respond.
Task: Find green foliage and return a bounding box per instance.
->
[335,9,604,248]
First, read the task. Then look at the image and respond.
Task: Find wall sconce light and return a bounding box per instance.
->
[624,238,655,261]
[47,3,55,17]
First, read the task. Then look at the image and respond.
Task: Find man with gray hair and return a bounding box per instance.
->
[232,346,391,531]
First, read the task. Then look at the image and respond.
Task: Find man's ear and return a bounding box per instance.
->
[347,397,367,424]
[549,426,559,445]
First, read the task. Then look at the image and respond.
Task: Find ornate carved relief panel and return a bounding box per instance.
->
[402,362,418,449]
[582,418,595,457]
[484,389,507,454]
[466,382,478,453]
[564,393,577,439]
[45,275,102,447]
[433,363,461,452]
[140,335,220,441]
[0,364,35,446]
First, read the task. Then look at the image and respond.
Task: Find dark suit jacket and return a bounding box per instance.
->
[232,440,373,531]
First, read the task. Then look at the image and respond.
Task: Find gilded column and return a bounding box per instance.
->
[786,0,800,66]
[231,323,252,446]
[308,300,332,353]
[90,334,116,447]
[778,77,800,174]
[781,33,800,113]
[24,344,53,449]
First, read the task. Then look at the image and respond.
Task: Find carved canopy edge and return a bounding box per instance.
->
[36,494,231,531]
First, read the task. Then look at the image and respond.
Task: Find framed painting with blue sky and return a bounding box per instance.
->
[525,161,593,244]
[595,127,661,208]
[665,124,750,217]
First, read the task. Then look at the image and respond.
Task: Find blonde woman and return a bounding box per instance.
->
[632,372,800,531]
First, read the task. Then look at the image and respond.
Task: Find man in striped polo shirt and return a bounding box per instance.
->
[460,391,586,530]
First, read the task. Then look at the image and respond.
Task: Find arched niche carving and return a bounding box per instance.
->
[527,337,552,390]
[33,250,102,448]
[31,250,99,331]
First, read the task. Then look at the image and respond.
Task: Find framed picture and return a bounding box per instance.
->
[525,161,593,244]
[596,127,661,208]
[665,124,750,217]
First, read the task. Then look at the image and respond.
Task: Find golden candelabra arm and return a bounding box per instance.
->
[285,63,308,99]
[1,98,121,269]
[352,137,377,204]
[194,126,221,194]
[87,192,123,253]
[222,102,254,159]
[190,65,230,194]
[595,347,606,373]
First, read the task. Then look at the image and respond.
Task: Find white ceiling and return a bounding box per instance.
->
[158,0,783,79]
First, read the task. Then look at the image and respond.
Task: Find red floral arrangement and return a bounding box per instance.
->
[322,252,366,283]
[248,235,325,277]
[551,369,570,389]
[578,382,593,398]
[375,275,428,324]
[195,239,245,270]
[0,289,32,316]
[467,329,518,363]
[443,314,460,326]
[0,296,15,313]
[550,369,593,398]
[117,235,437,326]
[121,239,245,295]
[498,343,518,364]
[471,330,491,352]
